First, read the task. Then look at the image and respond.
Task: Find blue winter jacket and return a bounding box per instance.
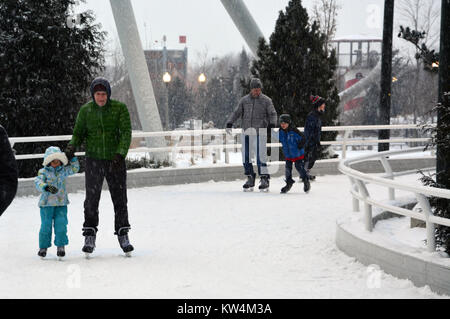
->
[278,125,306,161]
[34,157,80,207]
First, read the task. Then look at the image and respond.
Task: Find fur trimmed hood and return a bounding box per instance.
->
[43,146,68,167]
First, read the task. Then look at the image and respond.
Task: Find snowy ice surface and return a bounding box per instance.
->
[1,174,447,298]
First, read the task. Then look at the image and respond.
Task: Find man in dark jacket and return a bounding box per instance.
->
[66,77,133,256]
[304,95,326,181]
[0,125,18,217]
[226,78,278,192]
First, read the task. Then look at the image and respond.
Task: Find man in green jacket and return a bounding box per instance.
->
[66,77,133,256]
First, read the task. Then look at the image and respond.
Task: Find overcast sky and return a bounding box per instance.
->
[77,0,440,65]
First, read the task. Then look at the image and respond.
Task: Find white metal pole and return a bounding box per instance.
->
[380,156,395,201]
[109,0,168,162]
[219,0,265,56]
[416,194,436,252]
[356,179,373,231]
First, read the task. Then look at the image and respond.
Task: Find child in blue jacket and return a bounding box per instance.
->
[34,146,80,259]
[278,114,311,194]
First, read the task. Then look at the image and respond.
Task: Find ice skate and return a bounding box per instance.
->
[82,227,97,258]
[258,175,270,192]
[281,179,295,194]
[117,227,134,257]
[57,246,65,261]
[37,248,47,259]
[303,178,311,193]
[306,169,316,181]
[243,174,255,192]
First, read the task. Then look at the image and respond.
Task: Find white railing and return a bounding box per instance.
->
[338,147,450,252]
[9,124,432,163]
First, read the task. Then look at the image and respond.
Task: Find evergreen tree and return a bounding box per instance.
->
[246,0,340,158]
[0,0,106,177]
[238,48,251,81]
[421,92,450,253]
[167,77,194,129]
[202,67,240,129]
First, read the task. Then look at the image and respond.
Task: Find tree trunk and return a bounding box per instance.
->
[378,0,395,152]
[437,0,450,188]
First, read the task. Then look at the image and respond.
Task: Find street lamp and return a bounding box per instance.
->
[198,73,206,83]
[162,72,171,130]
[163,71,172,83]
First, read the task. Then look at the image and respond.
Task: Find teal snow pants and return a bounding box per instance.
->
[39,206,68,249]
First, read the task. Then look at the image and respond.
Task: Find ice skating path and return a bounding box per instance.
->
[0,174,447,298]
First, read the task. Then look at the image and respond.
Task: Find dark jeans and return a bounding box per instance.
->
[242,134,269,177]
[83,157,130,235]
[285,160,308,182]
[305,147,318,171]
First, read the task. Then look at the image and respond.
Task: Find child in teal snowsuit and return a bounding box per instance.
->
[34,146,79,258]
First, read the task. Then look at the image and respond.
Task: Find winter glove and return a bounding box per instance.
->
[111,153,125,171]
[298,138,306,150]
[44,185,58,194]
[65,144,75,161]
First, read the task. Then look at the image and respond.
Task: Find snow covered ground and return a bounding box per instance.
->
[1,174,447,299]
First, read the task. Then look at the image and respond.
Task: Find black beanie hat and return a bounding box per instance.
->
[279,114,292,124]
[310,95,325,109]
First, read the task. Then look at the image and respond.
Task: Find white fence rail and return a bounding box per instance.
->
[9,124,432,163]
[338,147,450,252]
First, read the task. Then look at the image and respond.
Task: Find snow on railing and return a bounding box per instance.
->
[9,124,432,163]
[338,147,450,252]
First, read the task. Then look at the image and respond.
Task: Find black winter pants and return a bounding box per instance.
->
[0,184,17,217]
[285,160,308,182]
[305,147,318,171]
[83,157,130,235]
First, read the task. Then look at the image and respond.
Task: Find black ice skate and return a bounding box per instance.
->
[117,227,134,257]
[243,174,256,192]
[57,246,65,260]
[281,179,295,194]
[258,175,270,192]
[82,227,97,258]
[307,171,316,181]
[38,248,47,259]
[303,178,311,193]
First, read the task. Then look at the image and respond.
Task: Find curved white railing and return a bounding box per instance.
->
[9,124,432,162]
[338,147,450,252]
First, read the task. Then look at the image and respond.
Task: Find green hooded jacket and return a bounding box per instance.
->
[69,99,132,160]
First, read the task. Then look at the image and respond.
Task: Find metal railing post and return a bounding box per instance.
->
[356,179,373,231]
[190,132,195,165]
[342,130,351,159]
[224,133,230,164]
[349,177,360,212]
[170,134,179,168]
[380,156,395,200]
[415,193,436,252]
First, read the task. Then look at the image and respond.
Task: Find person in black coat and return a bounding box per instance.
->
[0,125,18,216]
[304,95,326,181]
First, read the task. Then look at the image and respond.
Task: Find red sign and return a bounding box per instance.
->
[179,36,186,44]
